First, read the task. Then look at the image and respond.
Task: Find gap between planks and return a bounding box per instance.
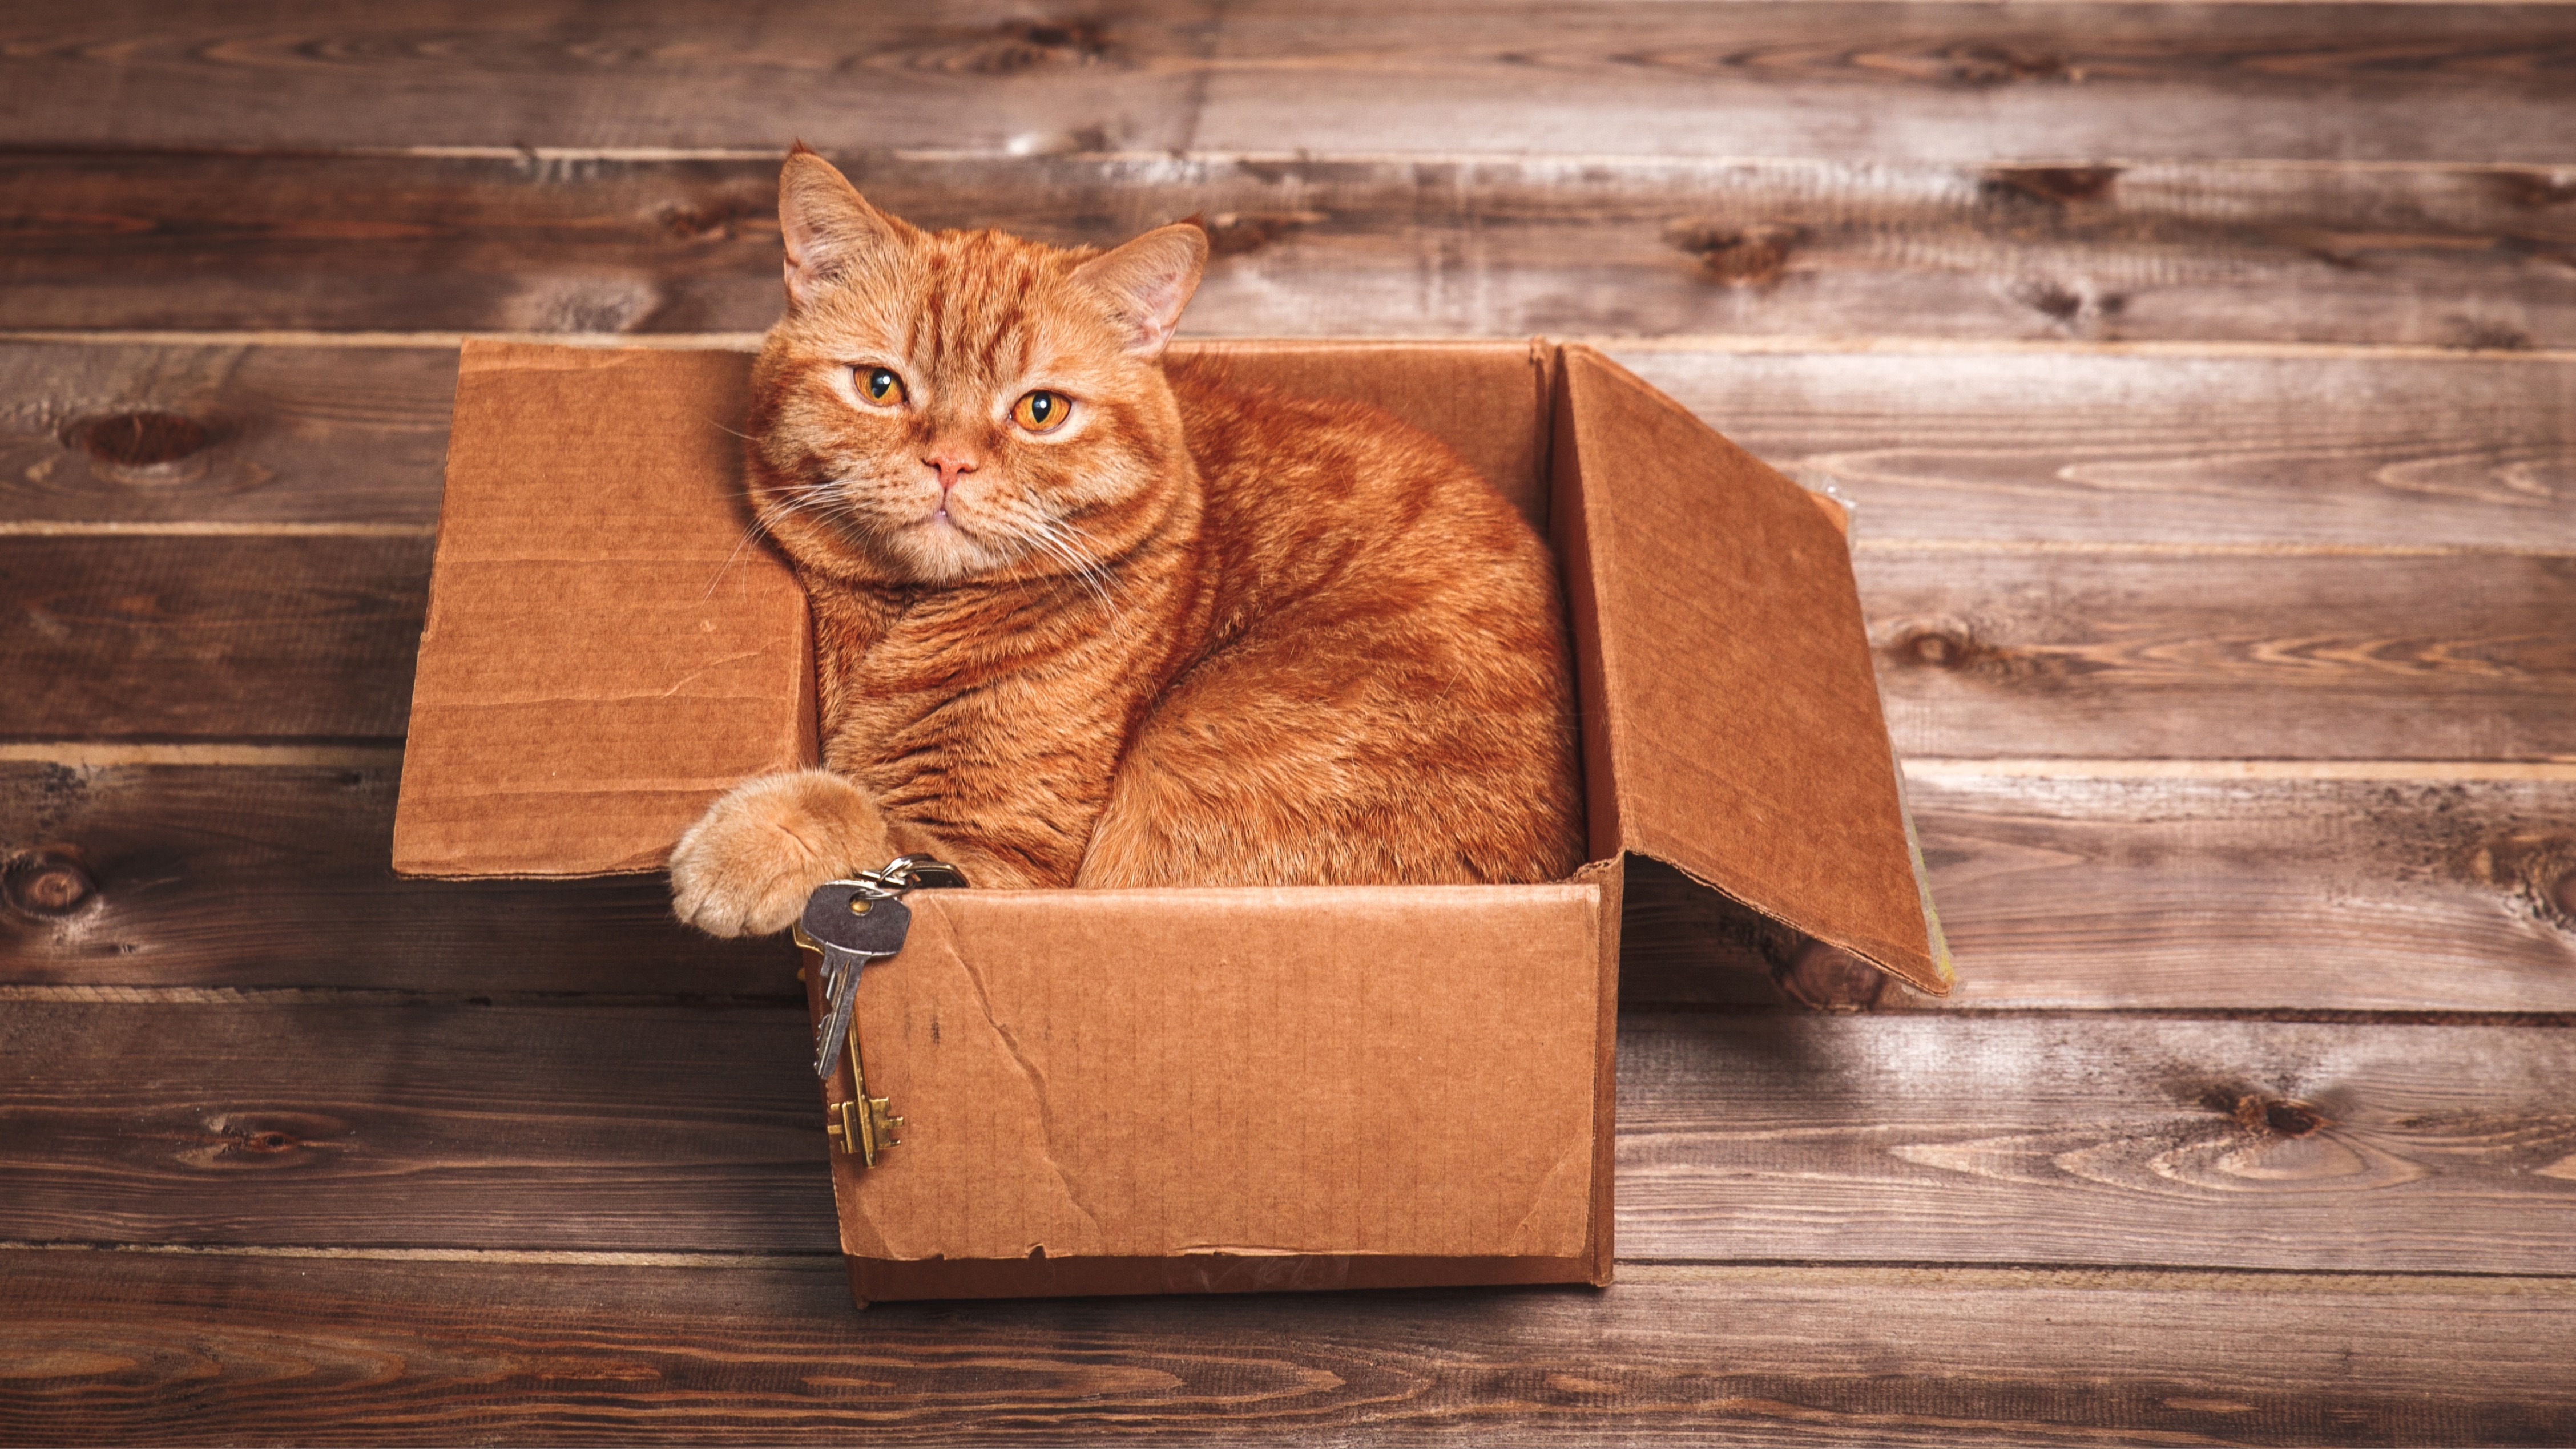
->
[9,742,2574,778]
[6,330,2575,366]
[3,1242,2570,1294]
[72,146,2576,171]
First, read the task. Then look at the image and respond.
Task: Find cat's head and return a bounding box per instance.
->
[746,147,1208,587]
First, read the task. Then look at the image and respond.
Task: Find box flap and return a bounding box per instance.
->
[1551,345,1952,996]
[820,882,1606,1273]
[392,342,813,878]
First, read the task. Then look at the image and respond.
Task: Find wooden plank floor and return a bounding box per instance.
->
[3,2,2573,1443]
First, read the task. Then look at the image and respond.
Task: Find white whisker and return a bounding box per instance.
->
[702,486,836,599]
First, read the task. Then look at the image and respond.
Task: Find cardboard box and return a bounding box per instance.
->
[393,337,1950,1302]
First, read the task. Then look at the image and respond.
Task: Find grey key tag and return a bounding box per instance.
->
[797,886,912,1080]
[800,882,915,960]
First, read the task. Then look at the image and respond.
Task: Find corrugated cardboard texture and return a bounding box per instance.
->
[392,342,813,877]
[1553,345,1949,995]
[812,885,1606,1298]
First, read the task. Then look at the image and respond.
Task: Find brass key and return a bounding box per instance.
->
[824,1033,904,1166]
[795,857,968,1167]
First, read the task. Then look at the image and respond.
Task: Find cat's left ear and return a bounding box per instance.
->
[1070,223,1208,358]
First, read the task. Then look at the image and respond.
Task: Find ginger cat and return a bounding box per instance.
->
[669,148,1583,935]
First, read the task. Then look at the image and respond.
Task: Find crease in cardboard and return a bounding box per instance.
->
[942,911,1108,1248]
[1501,1129,1593,1257]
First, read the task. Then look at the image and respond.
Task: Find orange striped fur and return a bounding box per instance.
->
[670,150,1583,935]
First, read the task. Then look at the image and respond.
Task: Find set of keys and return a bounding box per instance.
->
[791,854,967,1165]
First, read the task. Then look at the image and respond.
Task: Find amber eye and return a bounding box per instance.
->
[1012,390,1073,433]
[858,366,905,405]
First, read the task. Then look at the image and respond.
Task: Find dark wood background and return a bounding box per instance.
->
[4,2,2574,1443]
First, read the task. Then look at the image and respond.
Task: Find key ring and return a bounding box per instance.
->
[857,855,971,894]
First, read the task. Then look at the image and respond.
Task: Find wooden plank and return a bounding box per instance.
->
[6,1000,2573,1273]
[0,536,428,741]
[1860,548,2576,761]
[11,151,2576,348]
[0,1,1213,156]
[3,3,2571,162]
[11,342,2574,552]
[14,764,2575,1013]
[0,999,839,1254]
[5,540,2570,756]
[1191,2,2576,163]
[0,343,456,526]
[0,764,789,998]
[1615,1013,2576,1272]
[5,1254,2573,1446]
[1896,771,2576,1011]
[1612,348,2576,549]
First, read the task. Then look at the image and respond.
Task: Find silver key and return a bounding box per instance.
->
[795,882,913,1079]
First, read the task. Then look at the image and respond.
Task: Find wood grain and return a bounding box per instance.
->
[0,764,789,998]
[10,151,2576,346]
[0,343,456,525]
[13,764,2576,1012]
[1615,1013,2576,1272]
[3,3,2571,161]
[1860,548,2576,761]
[5,1252,2574,1446]
[0,998,839,1254]
[1614,348,2576,549]
[1894,771,2576,1011]
[0,536,428,741]
[7,999,2574,1274]
[1189,2,2576,163]
[11,342,2573,551]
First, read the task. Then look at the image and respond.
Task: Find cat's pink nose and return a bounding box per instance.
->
[924,454,978,494]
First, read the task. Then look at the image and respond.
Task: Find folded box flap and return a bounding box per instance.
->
[392,342,814,878]
[1551,345,1951,995]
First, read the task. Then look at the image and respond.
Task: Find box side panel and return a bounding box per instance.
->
[1561,345,1945,995]
[813,884,1604,1281]
[1171,340,1548,528]
[391,342,812,878]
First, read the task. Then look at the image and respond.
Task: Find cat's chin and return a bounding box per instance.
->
[890,515,1014,586]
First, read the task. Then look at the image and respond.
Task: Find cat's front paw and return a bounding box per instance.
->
[668,769,892,937]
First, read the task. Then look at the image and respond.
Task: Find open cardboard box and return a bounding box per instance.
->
[392,337,1951,1302]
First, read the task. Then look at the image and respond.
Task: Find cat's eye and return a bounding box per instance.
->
[857,366,905,405]
[1013,390,1073,434]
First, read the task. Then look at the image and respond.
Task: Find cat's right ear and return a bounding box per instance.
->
[777,146,913,310]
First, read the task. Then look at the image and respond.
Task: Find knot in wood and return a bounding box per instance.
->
[2234,1093,2325,1138]
[74,411,209,469]
[1896,627,1990,671]
[974,18,1112,74]
[1937,43,2072,87]
[1985,166,2121,205]
[1203,211,1324,259]
[1664,221,1801,288]
[2,850,94,917]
